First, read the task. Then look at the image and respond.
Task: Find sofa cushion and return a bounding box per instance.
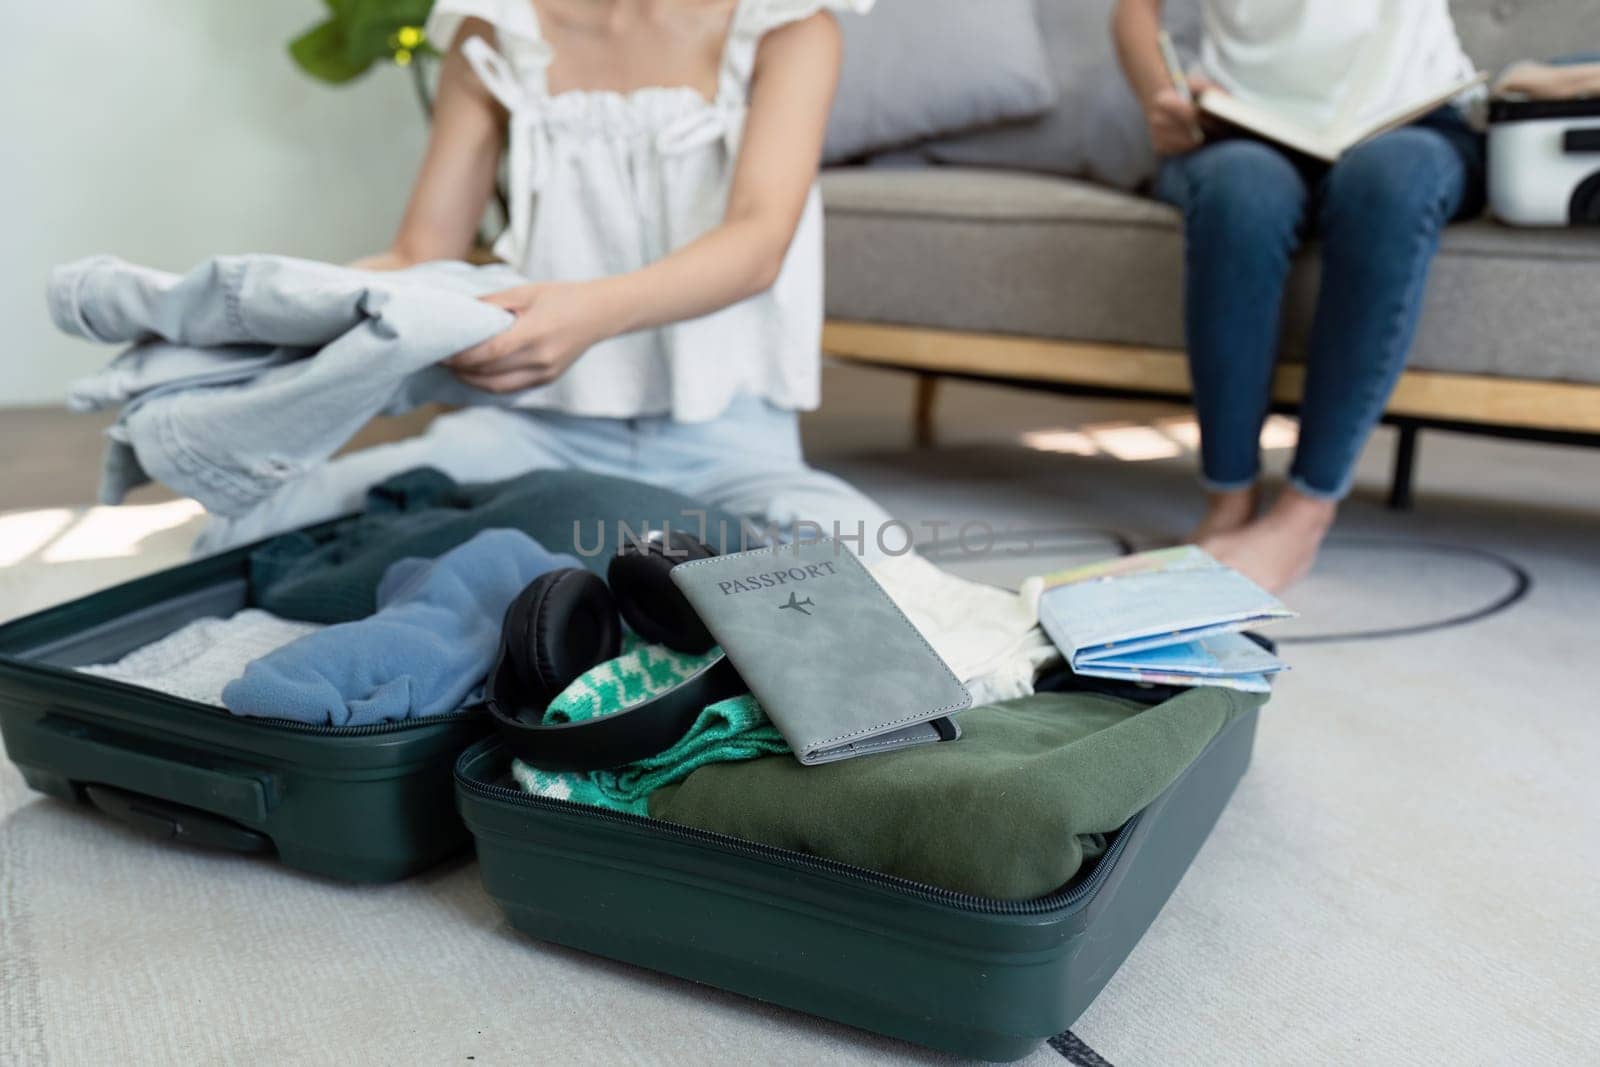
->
[821,166,1600,386]
[824,0,1058,165]
[919,0,1202,191]
[1450,0,1596,75]
[893,0,1596,190]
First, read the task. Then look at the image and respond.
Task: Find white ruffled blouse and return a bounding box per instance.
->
[424,0,873,423]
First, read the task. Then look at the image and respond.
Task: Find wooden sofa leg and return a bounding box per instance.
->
[913,373,941,448]
[1388,422,1420,510]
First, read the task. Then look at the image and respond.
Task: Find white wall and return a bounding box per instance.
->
[1,2,430,406]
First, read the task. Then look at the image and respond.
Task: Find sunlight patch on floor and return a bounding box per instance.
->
[0,499,205,566]
[1017,429,1100,456]
[1021,414,1299,460]
[0,508,76,567]
[1087,423,1184,461]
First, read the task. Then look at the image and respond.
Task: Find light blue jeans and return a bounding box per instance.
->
[194,396,896,560]
[51,254,520,514]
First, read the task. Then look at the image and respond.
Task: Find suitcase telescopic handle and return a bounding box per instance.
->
[33,713,280,828]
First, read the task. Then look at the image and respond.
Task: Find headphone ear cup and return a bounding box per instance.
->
[607,535,717,654]
[501,568,622,711]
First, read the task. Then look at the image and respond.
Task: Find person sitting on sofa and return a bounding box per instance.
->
[1112,0,1486,591]
[197,0,894,557]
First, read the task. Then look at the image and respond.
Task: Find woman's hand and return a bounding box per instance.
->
[446,279,624,393]
[1146,74,1219,156]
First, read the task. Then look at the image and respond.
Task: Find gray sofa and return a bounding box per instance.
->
[818,0,1600,505]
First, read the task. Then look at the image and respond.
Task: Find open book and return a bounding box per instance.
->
[1027,546,1294,693]
[1199,72,1486,163]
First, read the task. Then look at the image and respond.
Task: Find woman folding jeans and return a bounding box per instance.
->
[1114,0,1487,591]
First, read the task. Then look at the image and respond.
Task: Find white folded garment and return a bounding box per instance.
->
[79,609,322,707]
[869,553,1059,706]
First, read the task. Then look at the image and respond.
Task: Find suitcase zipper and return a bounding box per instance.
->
[205,705,476,735]
[456,772,1134,917]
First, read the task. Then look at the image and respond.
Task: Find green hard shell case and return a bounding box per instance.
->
[0,539,488,882]
[0,531,1261,1056]
[456,697,1259,1061]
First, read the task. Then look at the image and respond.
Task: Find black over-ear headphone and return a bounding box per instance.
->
[484,530,746,771]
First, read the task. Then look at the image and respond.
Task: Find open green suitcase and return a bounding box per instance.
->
[0,537,1259,1057]
[0,539,488,882]
[456,695,1259,1060]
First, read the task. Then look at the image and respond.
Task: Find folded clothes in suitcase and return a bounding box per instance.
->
[1,498,1266,1055]
[0,537,488,882]
[456,682,1263,1061]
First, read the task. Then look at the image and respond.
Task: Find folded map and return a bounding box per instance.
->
[1026,545,1293,691]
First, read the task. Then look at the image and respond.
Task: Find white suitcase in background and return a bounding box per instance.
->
[1488,97,1600,226]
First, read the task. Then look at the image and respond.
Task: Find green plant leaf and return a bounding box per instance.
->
[288,19,373,84]
[344,0,436,62]
[288,0,437,83]
[346,0,435,39]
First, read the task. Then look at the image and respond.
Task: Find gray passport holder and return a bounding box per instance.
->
[670,538,971,765]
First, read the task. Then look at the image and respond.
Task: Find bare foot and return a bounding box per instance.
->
[1200,488,1336,592]
[1188,486,1261,544]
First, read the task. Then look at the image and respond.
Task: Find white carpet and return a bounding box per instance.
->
[2,368,1597,1064]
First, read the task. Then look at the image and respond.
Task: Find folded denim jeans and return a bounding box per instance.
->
[51,254,529,515]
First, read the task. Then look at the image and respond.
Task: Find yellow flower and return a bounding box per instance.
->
[396,25,424,49]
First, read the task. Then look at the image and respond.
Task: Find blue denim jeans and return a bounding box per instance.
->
[1155,108,1486,499]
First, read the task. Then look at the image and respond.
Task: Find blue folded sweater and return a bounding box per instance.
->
[222,528,577,725]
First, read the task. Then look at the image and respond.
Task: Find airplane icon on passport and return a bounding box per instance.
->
[778,592,815,616]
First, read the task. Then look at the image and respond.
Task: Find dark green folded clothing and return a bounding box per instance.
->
[650,686,1263,900]
[250,467,751,623]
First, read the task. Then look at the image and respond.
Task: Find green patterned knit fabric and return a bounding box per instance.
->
[512,635,788,815]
